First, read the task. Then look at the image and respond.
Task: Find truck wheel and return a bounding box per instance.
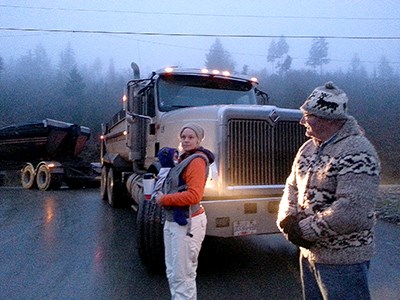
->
[106,167,122,207]
[100,165,109,201]
[36,165,63,191]
[21,164,36,189]
[136,197,166,270]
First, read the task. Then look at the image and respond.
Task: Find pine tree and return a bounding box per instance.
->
[205,38,235,71]
[306,37,330,74]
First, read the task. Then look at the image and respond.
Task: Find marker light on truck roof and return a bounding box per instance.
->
[164,67,174,73]
[212,69,220,75]
[250,77,258,83]
[201,68,209,73]
[122,95,127,102]
[222,71,231,76]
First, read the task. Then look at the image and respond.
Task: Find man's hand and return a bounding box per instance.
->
[279,215,297,233]
[280,215,313,249]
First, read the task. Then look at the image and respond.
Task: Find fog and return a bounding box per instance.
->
[1,0,399,75]
[1,1,400,183]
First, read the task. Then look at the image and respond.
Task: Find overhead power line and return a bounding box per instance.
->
[0,4,399,21]
[1,27,400,40]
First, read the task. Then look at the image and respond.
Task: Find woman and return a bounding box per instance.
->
[155,123,214,300]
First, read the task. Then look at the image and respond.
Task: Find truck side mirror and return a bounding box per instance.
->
[255,88,270,105]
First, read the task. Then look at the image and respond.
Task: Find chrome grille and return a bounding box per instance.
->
[226,119,306,185]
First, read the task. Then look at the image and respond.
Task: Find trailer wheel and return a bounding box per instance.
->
[136,197,166,270]
[21,164,36,189]
[100,165,109,201]
[36,165,62,191]
[106,167,122,207]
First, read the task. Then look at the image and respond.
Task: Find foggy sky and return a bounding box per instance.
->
[1,0,399,76]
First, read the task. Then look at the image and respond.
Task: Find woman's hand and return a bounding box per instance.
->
[155,191,164,205]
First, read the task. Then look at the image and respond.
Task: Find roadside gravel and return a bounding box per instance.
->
[376,185,400,224]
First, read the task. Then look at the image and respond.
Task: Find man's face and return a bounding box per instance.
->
[300,113,331,142]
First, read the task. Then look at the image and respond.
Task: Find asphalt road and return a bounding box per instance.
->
[0,187,399,300]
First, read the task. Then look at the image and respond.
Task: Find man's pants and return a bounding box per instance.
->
[300,254,371,300]
[164,213,207,300]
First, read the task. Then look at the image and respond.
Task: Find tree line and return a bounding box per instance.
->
[0,39,399,183]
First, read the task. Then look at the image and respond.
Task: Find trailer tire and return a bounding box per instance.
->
[136,197,166,270]
[106,167,123,207]
[100,165,109,201]
[21,164,36,189]
[36,165,62,191]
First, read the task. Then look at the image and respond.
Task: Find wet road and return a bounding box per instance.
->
[0,187,399,300]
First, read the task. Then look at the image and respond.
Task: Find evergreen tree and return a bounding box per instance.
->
[267,36,290,74]
[348,53,367,78]
[241,64,249,75]
[58,43,77,80]
[0,56,3,80]
[277,55,292,75]
[276,36,289,62]
[63,66,86,99]
[267,40,278,70]
[377,56,394,80]
[205,38,235,71]
[306,37,330,74]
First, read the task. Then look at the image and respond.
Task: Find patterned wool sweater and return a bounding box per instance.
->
[277,116,381,264]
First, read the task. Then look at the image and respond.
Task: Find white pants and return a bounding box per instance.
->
[164,213,207,300]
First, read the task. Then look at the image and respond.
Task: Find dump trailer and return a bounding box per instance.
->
[0,119,100,190]
[100,63,307,267]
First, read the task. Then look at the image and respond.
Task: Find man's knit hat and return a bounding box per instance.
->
[300,81,349,120]
[180,123,205,141]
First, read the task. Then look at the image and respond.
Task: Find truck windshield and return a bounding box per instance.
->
[157,74,257,111]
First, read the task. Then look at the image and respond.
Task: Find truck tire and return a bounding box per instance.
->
[106,167,123,207]
[136,197,166,270]
[21,163,36,189]
[36,165,62,191]
[100,165,109,201]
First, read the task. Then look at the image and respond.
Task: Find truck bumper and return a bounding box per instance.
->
[201,197,281,238]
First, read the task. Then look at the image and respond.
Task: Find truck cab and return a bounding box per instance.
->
[100,64,306,267]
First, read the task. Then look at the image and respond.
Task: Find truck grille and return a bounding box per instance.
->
[226,119,306,186]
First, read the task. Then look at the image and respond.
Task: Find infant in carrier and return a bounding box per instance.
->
[152,147,188,225]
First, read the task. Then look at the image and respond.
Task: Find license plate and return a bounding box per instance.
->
[233,220,257,236]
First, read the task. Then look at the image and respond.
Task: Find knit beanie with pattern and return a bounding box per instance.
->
[300,81,349,120]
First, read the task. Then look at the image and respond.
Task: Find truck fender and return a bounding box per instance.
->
[102,153,131,169]
[36,161,64,174]
[35,161,64,191]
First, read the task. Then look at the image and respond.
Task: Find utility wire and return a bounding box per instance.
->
[0,4,399,21]
[1,27,400,40]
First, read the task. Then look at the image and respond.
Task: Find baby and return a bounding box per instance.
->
[153,147,187,225]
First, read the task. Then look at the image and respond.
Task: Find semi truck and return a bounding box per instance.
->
[100,63,307,267]
[0,119,100,190]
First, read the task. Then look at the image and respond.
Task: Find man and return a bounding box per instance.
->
[277,82,380,300]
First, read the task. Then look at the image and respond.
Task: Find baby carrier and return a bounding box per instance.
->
[162,153,209,236]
